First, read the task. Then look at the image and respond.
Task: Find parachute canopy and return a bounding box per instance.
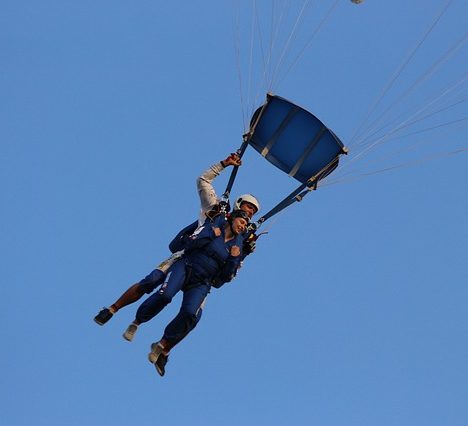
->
[222,93,347,227]
[248,94,347,185]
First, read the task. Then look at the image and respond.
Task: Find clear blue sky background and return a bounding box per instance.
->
[2,1,467,425]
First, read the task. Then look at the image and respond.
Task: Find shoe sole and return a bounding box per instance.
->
[148,343,163,364]
[94,316,111,326]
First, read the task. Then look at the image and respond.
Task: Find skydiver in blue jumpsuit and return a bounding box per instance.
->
[94,153,259,328]
[132,209,249,374]
[93,153,260,375]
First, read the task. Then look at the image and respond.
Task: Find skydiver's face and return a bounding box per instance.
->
[240,202,258,219]
[232,217,248,235]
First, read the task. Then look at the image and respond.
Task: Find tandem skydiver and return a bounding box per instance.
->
[136,207,250,375]
[93,153,260,374]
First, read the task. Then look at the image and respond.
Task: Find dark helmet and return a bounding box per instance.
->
[229,209,250,223]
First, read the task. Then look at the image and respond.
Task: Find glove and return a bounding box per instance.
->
[243,238,256,255]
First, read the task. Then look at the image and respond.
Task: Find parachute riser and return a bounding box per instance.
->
[252,154,342,229]
[253,180,313,229]
[221,95,273,210]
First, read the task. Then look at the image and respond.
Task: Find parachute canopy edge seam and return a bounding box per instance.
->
[260,105,300,157]
[288,126,327,178]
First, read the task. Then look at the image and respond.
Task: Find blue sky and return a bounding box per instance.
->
[2,1,467,425]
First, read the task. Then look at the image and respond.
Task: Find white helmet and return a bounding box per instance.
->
[234,194,260,214]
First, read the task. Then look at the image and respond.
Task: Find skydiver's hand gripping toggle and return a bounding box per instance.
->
[243,231,268,255]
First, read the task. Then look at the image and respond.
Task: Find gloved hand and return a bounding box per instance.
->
[243,237,256,255]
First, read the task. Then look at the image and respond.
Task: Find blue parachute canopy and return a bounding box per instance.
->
[248,94,346,185]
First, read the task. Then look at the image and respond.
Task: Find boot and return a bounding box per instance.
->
[94,307,113,325]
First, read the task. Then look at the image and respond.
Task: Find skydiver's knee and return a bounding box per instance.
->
[138,289,173,310]
[149,292,170,307]
[179,310,198,327]
[138,269,166,294]
[140,281,159,294]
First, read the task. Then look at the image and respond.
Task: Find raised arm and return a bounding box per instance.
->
[196,153,242,218]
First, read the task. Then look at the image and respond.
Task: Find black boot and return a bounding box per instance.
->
[155,354,169,377]
[94,307,113,325]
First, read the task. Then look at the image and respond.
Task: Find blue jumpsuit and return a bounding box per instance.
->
[135,220,199,296]
[135,215,244,347]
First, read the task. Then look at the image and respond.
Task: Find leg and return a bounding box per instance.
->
[93,268,166,325]
[162,284,210,348]
[94,251,184,326]
[110,283,146,312]
[134,260,187,325]
[116,268,168,309]
[123,260,189,341]
[153,300,206,376]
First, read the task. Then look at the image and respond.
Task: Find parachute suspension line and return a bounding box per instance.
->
[243,0,268,125]
[362,117,468,177]
[323,148,468,188]
[339,114,468,180]
[356,29,468,146]
[350,72,468,159]
[222,98,271,203]
[342,88,463,173]
[268,0,312,92]
[275,0,341,90]
[232,1,248,131]
[264,0,291,93]
[267,1,291,92]
[251,0,270,122]
[349,0,455,146]
[247,0,257,126]
[357,94,468,156]
[266,0,278,90]
[353,88,468,154]
[250,0,277,111]
[238,0,299,123]
[392,115,468,141]
[348,72,468,162]
[254,0,267,76]
[351,0,455,145]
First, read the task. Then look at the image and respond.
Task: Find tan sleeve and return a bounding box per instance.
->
[196,162,225,215]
